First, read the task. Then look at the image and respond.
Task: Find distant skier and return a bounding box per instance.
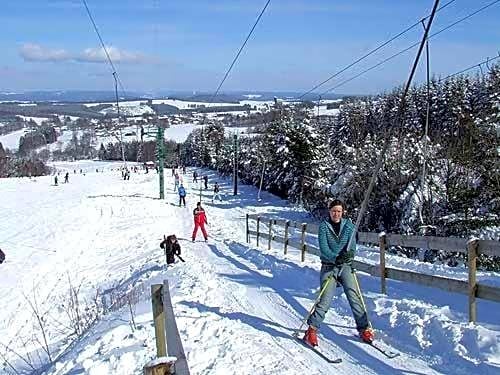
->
[182,165,186,174]
[54,176,58,186]
[160,234,182,265]
[178,184,186,207]
[212,182,222,203]
[64,172,69,183]
[192,202,208,242]
[0,248,5,264]
[303,199,374,347]
[174,173,180,192]
[193,171,198,183]
[203,175,208,189]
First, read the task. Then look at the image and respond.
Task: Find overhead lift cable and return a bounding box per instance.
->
[440,54,500,81]
[321,0,500,96]
[296,0,443,336]
[81,0,127,165]
[82,0,126,95]
[297,0,457,100]
[210,0,271,102]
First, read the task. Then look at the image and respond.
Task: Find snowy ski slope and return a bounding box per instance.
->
[0,162,499,374]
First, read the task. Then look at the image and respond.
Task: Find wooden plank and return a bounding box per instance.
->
[163,280,190,375]
[352,261,380,276]
[477,284,500,303]
[288,240,303,250]
[477,240,500,257]
[386,268,468,295]
[274,234,285,244]
[305,223,319,234]
[273,219,288,226]
[386,234,467,253]
[306,246,320,256]
[358,232,380,244]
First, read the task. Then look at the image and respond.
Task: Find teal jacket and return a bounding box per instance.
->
[318,218,356,263]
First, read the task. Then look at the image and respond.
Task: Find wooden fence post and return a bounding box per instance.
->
[151,284,166,357]
[256,216,260,247]
[300,223,307,262]
[468,239,479,323]
[379,233,387,295]
[143,358,175,375]
[284,220,290,255]
[268,220,273,250]
[246,214,249,243]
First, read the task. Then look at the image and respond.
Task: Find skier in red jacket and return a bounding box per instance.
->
[192,202,208,242]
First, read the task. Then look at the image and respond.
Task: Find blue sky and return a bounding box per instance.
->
[1,0,499,95]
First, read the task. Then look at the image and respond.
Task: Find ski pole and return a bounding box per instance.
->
[351,269,372,329]
[293,274,335,337]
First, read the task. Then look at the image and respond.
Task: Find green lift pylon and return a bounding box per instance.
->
[156,126,165,199]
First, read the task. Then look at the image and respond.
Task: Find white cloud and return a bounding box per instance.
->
[19,43,148,64]
[19,43,71,62]
[76,46,147,64]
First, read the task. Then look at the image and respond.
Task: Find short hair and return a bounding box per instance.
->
[328,199,345,210]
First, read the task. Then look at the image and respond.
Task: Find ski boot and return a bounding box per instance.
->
[303,326,318,347]
[359,327,375,343]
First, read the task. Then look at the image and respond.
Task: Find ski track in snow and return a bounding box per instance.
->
[1,162,499,374]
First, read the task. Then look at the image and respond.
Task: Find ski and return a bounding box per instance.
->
[292,334,342,364]
[357,337,400,359]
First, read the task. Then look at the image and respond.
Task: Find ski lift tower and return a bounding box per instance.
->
[145,116,169,199]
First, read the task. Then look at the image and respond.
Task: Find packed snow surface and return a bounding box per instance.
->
[0,162,499,374]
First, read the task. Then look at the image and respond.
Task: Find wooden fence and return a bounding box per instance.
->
[246,213,500,323]
[149,280,190,375]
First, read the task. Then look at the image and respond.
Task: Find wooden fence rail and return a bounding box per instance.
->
[246,214,500,323]
[149,280,190,375]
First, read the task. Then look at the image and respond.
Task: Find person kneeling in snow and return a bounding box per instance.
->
[160,235,181,265]
[303,199,374,347]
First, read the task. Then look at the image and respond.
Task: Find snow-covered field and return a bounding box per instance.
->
[19,115,50,125]
[0,128,29,151]
[151,99,240,109]
[1,161,499,375]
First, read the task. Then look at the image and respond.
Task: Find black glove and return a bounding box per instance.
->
[335,249,354,266]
